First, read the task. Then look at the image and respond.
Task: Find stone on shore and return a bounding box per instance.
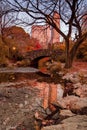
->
[41,115,87,130]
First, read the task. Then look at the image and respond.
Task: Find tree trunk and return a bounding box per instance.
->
[65,54,73,68]
[65,45,77,69]
[64,40,73,68]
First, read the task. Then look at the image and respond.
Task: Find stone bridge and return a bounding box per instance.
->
[24,49,64,67]
[25,49,63,61]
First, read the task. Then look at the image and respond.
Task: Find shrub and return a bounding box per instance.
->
[54,54,65,63]
[52,42,65,51]
[76,40,87,61]
[16,59,30,67]
[48,61,62,76]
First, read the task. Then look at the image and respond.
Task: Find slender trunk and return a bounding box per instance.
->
[65,44,79,68]
[64,40,72,68]
[65,54,72,68]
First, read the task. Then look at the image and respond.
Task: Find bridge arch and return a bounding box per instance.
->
[25,49,64,67]
[30,56,51,68]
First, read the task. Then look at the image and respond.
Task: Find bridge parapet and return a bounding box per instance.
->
[25,49,63,61]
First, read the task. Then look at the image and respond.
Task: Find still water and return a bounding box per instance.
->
[0,67,39,82]
[0,67,39,73]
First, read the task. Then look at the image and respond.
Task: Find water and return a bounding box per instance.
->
[0,67,39,83]
[0,67,39,73]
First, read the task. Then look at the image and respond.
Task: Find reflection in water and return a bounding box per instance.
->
[0,73,16,82]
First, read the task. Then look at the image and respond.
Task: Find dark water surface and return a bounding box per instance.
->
[0,67,39,73]
[0,67,39,83]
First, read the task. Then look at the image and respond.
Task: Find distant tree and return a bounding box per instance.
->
[77,39,87,61]
[0,0,19,43]
[0,1,22,64]
[6,0,87,68]
[0,0,10,33]
[3,26,42,55]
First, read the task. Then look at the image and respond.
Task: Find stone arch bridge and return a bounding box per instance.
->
[25,49,63,61]
[24,49,64,68]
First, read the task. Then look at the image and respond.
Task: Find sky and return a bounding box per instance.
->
[6,0,87,42]
[17,12,68,42]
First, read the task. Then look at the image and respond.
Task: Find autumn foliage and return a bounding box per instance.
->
[3,26,42,53]
[76,40,87,61]
[0,26,42,66]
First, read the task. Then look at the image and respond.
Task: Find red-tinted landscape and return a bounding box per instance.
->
[0,0,87,129]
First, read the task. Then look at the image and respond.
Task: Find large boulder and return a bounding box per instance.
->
[56,96,87,110]
[41,115,87,130]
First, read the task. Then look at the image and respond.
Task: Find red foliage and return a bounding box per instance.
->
[35,41,42,50]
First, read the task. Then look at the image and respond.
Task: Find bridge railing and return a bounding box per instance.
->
[24,49,64,60]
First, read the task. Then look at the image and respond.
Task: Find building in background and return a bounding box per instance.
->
[31,12,60,48]
[52,11,60,44]
[31,24,51,48]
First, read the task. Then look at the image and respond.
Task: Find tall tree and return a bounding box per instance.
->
[6,0,87,68]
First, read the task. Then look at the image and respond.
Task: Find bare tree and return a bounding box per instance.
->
[0,0,11,33]
[0,0,19,42]
[6,0,87,68]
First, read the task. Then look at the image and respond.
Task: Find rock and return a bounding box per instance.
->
[3,117,10,125]
[51,101,66,110]
[41,115,87,130]
[73,84,87,97]
[60,109,75,117]
[73,82,82,89]
[62,72,80,83]
[57,84,64,99]
[0,84,42,130]
[57,96,87,110]
[24,100,28,105]
[19,103,24,108]
[48,61,62,76]
[34,111,43,120]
